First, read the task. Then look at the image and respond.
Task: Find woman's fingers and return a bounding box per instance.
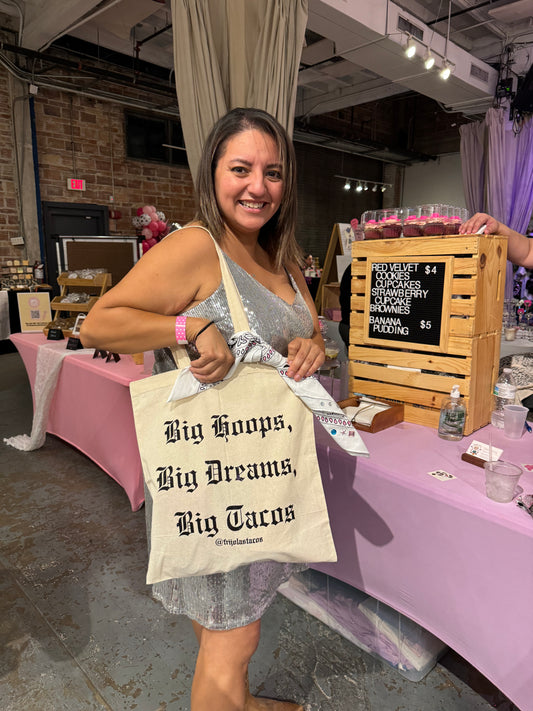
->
[286,338,325,381]
[189,325,234,382]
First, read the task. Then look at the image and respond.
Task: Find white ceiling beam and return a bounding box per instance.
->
[295,81,408,117]
[22,0,117,51]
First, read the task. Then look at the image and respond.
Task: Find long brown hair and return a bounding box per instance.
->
[195,108,301,269]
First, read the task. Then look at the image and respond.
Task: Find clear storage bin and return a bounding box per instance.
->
[279,569,447,682]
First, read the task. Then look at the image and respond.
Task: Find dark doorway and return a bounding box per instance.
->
[42,202,109,293]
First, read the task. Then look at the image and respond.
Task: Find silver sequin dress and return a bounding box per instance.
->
[145,253,314,630]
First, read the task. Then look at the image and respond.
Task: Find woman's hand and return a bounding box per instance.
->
[286,337,325,381]
[188,323,234,383]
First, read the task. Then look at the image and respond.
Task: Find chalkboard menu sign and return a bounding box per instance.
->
[366,260,447,347]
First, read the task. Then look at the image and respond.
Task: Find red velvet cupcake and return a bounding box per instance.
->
[402,215,423,237]
[381,215,402,239]
[364,220,383,239]
[423,213,446,236]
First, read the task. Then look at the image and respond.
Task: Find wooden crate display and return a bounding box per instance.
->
[51,271,111,320]
[347,234,507,434]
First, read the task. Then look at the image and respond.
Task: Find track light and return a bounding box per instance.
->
[404,36,416,59]
[440,61,451,80]
[424,50,435,70]
[335,175,389,193]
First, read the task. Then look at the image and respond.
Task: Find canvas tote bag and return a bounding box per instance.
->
[130,236,337,584]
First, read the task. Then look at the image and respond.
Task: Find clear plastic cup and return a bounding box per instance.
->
[484,460,523,503]
[503,405,528,439]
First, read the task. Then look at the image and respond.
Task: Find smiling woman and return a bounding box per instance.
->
[214,129,284,243]
[80,107,324,711]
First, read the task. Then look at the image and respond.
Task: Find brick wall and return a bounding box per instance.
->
[0,69,20,259]
[33,89,196,235]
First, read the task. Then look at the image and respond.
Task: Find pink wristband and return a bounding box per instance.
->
[175,315,187,344]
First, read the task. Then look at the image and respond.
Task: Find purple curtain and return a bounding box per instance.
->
[460,108,533,298]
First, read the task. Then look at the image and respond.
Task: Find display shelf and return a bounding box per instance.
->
[51,271,111,321]
[321,282,341,321]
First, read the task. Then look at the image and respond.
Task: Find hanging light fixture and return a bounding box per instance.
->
[404,35,416,59]
[440,61,451,80]
[424,49,435,70]
[440,2,452,81]
[363,183,369,191]
[372,184,378,192]
[344,179,351,190]
[381,185,387,192]
[356,182,363,192]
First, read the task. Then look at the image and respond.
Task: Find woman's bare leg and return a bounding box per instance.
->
[190,619,303,710]
[245,689,304,710]
[190,619,261,711]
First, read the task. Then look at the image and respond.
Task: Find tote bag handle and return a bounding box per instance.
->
[170,229,250,369]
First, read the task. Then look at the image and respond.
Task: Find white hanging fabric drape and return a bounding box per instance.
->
[171,0,308,181]
[459,119,485,217]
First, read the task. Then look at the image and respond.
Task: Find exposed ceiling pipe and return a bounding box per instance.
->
[0,40,177,97]
[0,50,180,117]
[134,22,172,67]
[428,0,508,41]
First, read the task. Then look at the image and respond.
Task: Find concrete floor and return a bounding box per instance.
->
[0,345,520,711]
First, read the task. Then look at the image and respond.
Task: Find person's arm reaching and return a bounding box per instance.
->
[460,213,533,268]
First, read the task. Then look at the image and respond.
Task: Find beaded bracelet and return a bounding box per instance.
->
[175,315,187,344]
[193,320,215,345]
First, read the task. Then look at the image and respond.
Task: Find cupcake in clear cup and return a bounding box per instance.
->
[402,207,423,237]
[402,215,421,237]
[362,211,382,240]
[363,220,382,239]
[447,214,462,234]
[418,210,431,235]
[381,210,402,239]
[423,211,446,236]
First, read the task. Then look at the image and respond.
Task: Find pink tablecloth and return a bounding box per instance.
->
[314,421,533,711]
[10,333,150,511]
[10,333,533,709]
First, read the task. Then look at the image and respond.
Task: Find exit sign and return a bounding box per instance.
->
[67,178,86,191]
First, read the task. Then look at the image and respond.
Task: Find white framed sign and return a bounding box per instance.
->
[17,292,52,332]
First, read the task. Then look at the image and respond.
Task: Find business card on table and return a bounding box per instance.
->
[465,440,503,462]
[428,469,456,481]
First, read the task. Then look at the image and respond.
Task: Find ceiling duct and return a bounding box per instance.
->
[302,0,499,117]
[397,15,424,42]
[488,0,533,23]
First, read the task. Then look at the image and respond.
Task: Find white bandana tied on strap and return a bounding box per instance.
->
[168,331,369,458]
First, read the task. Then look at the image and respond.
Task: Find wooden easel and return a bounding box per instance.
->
[314,223,346,315]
